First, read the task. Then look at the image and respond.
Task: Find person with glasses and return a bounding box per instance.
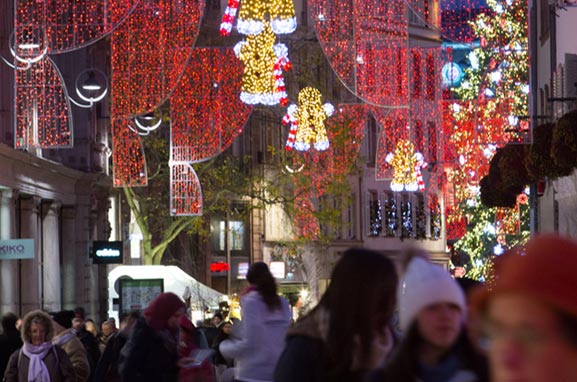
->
[473,234,577,382]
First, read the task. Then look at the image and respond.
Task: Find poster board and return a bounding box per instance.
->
[118,278,164,315]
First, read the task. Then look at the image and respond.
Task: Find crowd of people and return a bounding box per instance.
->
[2,233,577,382]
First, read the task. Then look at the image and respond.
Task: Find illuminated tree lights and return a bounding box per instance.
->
[15,0,139,53]
[15,57,72,149]
[220,0,296,35]
[234,23,291,106]
[385,139,428,192]
[169,48,252,215]
[284,87,334,152]
[111,0,204,119]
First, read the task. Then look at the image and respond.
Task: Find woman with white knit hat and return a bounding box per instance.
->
[368,251,488,382]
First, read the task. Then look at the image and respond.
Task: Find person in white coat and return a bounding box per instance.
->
[220,262,291,382]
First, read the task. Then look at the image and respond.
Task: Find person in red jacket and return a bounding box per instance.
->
[177,315,215,382]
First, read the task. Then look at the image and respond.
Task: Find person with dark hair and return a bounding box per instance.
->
[3,310,76,382]
[212,321,234,381]
[368,252,487,382]
[220,261,291,382]
[119,292,186,382]
[71,307,101,379]
[177,315,215,382]
[93,311,140,382]
[0,313,23,378]
[274,247,398,382]
[51,310,91,382]
[473,234,577,382]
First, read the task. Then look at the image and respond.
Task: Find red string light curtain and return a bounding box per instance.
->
[169,48,252,215]
[111,0,204,119]
[112,119,148,187]
[14,0,139,53]
[309,0,409,107]
[170,163,203,216]
[14,57,72,149]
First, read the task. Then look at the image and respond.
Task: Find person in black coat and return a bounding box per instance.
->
[119,293,186,382]
[93,311,140,382]
[0,313,23,378]
[71,307,102,378]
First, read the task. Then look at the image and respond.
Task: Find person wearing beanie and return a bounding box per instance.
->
[369,252,487,382]
[119,292,186,382]
[474,234,577,382]
[52,310,91,382]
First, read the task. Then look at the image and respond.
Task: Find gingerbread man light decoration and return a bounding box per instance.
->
[234,22,291,106]
[221,0,296,36]
[385,139,428,192]
[284,87,334,152]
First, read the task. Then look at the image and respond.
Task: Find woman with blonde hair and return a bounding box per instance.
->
[3,309,76,382]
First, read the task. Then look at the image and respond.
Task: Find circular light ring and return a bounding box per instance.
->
[75,68,109,104]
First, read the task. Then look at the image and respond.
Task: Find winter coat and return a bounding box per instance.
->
[3,345,76,382]
[119,317,179,382]
[75,327,101,377]
[0,331,22,378]
[53,329,91,382]
[93,330,128,382]
[220,290,291,382]
[177,316,214,382]
[274,307,368,382]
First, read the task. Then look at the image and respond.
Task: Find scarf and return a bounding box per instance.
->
[52,329,76,346]
[22,341,53,382]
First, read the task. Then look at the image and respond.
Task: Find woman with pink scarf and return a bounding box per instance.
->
[3,310,76,382]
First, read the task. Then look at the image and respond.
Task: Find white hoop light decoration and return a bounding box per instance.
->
[130,113,163,136]
[70,68,109,108]
[9,28,48,69]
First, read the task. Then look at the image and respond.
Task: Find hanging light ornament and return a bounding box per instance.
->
[385,139,428,192]
[284,87,334,152]
[111,0,204,119]
[289,104,367,239]
[15,0,139,53]
[169,48,252,216]
[309,0,414,107]
[14,56,72,149]
[220,0,296,36]
[234,22,291,106]
[112,119,148,187]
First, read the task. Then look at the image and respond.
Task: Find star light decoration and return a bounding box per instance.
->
[234,22,291,106]
[220,0,297,36]
[385,139,428,192]
[14,57,72,149]
[284,87,334,152]
[169,48,252,215]
[14,0,139,53]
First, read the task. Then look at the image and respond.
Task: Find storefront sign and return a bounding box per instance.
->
[210,261,230,273]
[0,239,34,260]
[92,241,123,264]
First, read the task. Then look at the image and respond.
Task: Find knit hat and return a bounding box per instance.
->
[50,310,74,329]
[397,256,466,331]
[143,292,185,331]
[473,234,577,318]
